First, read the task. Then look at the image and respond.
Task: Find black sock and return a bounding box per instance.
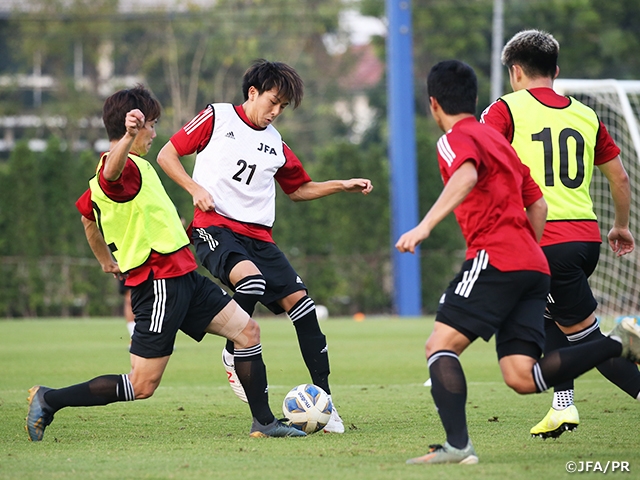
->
[43,374,134,412]
[289,296,331,394]
[227,275,266,355]
[232,274,265,317]
[532,337,622,392]
[567,320,640,399]
[234,344,274,425]
[428,351,468,449]
[545,318,574,392]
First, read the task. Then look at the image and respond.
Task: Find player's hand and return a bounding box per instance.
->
[125,109,145,137]
[608,226,635,256]
[344,178,373,195]
[395,226,429,254]
[192,184,216,212]
[102,261,122,276]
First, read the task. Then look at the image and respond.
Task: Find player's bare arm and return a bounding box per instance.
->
[103,109,145,182]
[157,141,215,212]
[525,197,548,243]
[81,216,122,277]
[288,178,373,202]
[598,156,635,256]
[396,161,477,254]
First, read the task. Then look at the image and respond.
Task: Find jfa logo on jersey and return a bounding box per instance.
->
[257,143,278,155]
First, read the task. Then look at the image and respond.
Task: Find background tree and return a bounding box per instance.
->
[1,0,639,316]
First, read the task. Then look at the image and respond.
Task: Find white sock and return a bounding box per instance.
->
[223,348,235,366]
[552,390,574,410]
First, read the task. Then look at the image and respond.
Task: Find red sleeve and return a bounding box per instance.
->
[437,131,479,184]
[594,120,621,165]
[98,158,141,202]
[480,100,513,142]
[274,142,312,194]
[170,106,214,156]
[520,163,544,207]
[75,189,95,220]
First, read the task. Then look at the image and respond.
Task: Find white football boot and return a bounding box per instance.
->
[323,395,345,433]
[222,348,248,403]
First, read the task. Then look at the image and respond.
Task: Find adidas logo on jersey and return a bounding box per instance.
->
[296,276,303,284]
[225,131,235,139]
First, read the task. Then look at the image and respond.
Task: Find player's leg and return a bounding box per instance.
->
[499,336,624,394]
[282,290,343,433]
[196,277,304,437]
[560,313,640,392]
[555,245,640,398]
[409,254,512,465]
[280,291,330,391]
[240,239,339,426]
[496,271,624,395]
[191,226,263,402]
[407,323,477,465]
[534,242,640,437]
[26,276,184,442]
[279,289,344,433]
[36,354,168,413]
[27,357,168,442]
[498,311,637,396]
[228,257,266,317]
[531,242,598,436]
[529,317,578,438]
[225,255,266,356]
[26,372,138,442]
[425,323,473,445]
[213,257,267,404]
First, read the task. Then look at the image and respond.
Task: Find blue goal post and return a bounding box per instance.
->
[386,0,422,316]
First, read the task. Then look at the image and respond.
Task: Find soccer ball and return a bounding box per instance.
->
[282,384,333,434]
[316,304,329,320]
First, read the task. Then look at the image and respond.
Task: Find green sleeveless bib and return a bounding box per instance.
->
[89,153,189,272]
[502,90,598,221]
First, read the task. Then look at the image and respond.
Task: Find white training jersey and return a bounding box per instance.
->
[192,103,286,227]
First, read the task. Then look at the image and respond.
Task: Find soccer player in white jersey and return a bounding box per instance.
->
[26,85,305,442]
[157,59,373,433]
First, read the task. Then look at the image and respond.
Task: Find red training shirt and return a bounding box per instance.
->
[437,116,549,274]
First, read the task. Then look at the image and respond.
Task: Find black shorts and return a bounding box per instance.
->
[542,242,600,327]
[192,226,307,314]
[118,278,129,295]
[129,271,232,358]
[436,252,550,359]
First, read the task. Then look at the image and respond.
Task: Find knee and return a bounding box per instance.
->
[502,371,536,394]
[236,319,261,348]
[129,374,161,400]
[131,381,159,400]
[425,337,439,359]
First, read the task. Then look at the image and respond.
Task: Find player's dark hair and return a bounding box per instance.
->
[242,59,304,109]
[427,60,477,115]
[102,85,161,141]
[501,29,559,79]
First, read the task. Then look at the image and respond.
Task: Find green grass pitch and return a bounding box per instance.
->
[1,317,639,479]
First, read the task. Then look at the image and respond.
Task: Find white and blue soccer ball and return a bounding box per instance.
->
[282,384,333,434]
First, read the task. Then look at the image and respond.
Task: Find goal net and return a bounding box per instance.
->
[554,79,640,325]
